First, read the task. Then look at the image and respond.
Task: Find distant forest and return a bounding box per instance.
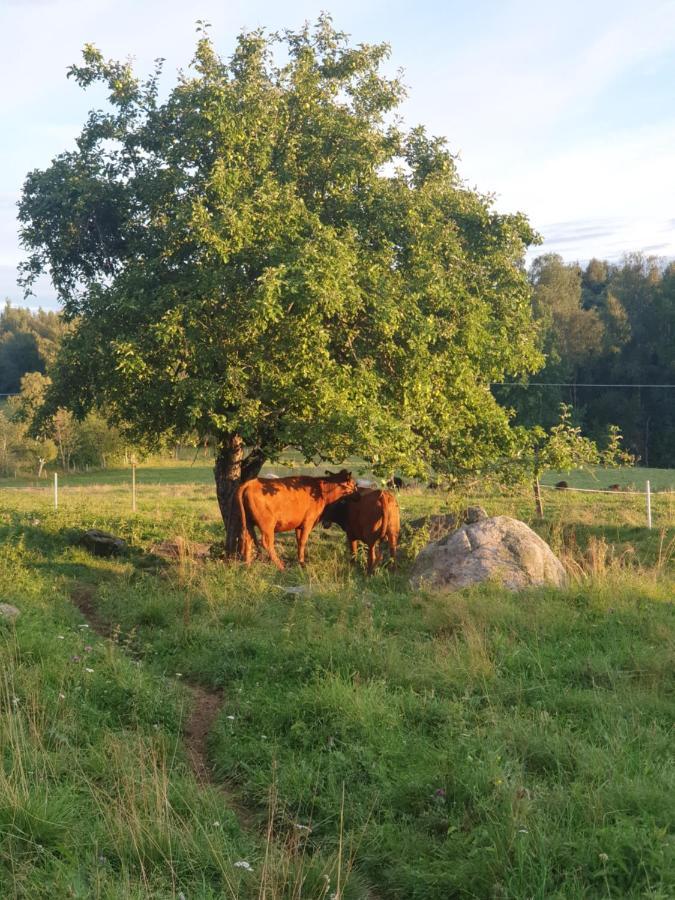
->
[2,250,674,468]
[496,253,674,468]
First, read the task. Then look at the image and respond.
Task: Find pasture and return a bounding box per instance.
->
[1,465,674,899]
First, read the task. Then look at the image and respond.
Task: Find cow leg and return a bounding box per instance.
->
[296,524,311,566]
[367,543,378,575]
[260,529,285,571]
[347,537,358,564]
[388,534,398,571]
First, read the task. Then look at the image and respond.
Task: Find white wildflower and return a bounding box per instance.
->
[234,860,253,871]
[85,667,94,673]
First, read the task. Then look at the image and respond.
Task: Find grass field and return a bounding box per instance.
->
[1,464,674,898]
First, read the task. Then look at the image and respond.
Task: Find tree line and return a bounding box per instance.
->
[495,252,674,468]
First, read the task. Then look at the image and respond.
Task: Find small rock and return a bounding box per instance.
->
[80,529,127,557]
[275,585,314,596]
[0,604,20,621]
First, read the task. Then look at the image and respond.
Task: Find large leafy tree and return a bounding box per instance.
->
[19,19,541,549]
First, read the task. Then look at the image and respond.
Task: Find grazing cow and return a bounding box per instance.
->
[387,475,404,490]
[322,487,400,574]
[237,470,357,570]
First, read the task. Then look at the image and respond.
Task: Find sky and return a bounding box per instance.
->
[2,0,675,310]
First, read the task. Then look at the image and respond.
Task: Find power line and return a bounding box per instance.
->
[490,382,675,388]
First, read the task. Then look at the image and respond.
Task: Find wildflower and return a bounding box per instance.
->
[79,624,89,629]
[12,696,19,705]
[57,635,64,640]
[71,655,81,662]
[178,893,186,900]
[58,693,66,700]
[176,673,183,677]
[517,828,528,834]
[213,821,221,828]
[434,788,446,798]
[85,668,94,673]
[234,860,253,871]
[227,715,235,720]
[294,824,311,832]
[84,645,93,653]
[599,852,609,863]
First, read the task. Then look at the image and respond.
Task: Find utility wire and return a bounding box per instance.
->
[490,382,675,388]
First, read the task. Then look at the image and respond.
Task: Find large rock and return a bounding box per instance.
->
[80,529,127,557]
[410,515,566,592]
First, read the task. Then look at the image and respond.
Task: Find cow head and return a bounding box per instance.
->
[323,469,358,500]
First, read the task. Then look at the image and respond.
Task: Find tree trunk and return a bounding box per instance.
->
[533,476,544,517]
[214,435,264,556]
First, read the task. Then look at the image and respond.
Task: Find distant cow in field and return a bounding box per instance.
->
[237,470,358,570]
[555,480,569,490]
[321,487,400,574]
[387,476,404,489]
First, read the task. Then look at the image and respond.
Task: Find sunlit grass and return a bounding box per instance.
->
[0,470,673,898]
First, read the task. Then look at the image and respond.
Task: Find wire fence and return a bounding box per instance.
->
[2,465,673,532]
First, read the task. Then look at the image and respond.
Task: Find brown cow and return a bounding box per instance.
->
[321,487,400,574]
[236,470,357,570]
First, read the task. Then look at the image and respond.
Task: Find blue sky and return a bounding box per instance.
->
[2,0,675,309]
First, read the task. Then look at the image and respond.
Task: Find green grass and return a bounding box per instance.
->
[541,466,675,492]
[1,470,674,898]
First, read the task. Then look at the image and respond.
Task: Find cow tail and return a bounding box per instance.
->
[236,483,248,556]
[380,494,391,541]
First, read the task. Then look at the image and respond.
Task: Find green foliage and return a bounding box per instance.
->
[0,303,66,394]
[502,252,675,467]
[19,18,541,477]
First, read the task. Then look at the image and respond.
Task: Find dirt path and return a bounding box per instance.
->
[69,581,256,829]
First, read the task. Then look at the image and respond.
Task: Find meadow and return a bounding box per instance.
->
[0,463,673,899]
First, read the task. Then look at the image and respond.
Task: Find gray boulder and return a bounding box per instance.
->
[410,515,566,592]
[0,604,20,621]
[80,529,127,557]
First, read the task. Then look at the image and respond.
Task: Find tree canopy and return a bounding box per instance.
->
[19,18,542,539]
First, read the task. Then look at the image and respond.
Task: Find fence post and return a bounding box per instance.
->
[132,462,137,513]
[646,480,652,529]
[54,472,58,511]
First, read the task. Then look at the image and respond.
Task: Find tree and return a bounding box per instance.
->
[19,19,542,549]
[514,405,633,516]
